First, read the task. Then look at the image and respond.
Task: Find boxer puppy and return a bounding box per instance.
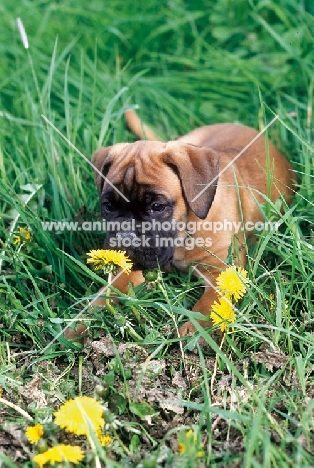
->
[91,110,295,335]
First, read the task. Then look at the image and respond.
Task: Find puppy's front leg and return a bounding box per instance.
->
[178,264,229,336]
[178,286,218,336]
[64,271,145,344]
[92,270,145,306]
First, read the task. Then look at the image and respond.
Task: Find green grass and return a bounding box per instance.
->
[0,0,313,466]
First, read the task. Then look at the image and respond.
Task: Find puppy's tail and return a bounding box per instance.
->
[124,109,163,141]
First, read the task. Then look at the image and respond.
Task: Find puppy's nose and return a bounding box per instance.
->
[115,231,137,240]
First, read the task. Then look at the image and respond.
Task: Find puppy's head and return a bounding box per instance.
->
[91,140,219,270]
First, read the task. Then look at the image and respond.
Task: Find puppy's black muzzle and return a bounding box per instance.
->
[103,224,176,270]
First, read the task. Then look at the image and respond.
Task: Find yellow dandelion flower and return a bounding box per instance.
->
[97,432,113,446]
[177,429,204,458]
[178,433,194,454]
[54,396,105,436]
[13,235,21,245]
[20,227,32,240]
[13,227,32,245]
[86,249,133,275]
[216,266,248,302]
[178,442,185,454]
[32,444,84,467]
[211,296,236,332]
[186,429,194,438]
[25,424,44,444]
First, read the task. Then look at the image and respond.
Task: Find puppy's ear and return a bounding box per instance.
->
[91,147,113,192]
[163,144,219,219]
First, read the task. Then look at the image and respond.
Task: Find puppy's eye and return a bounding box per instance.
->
[103,201,114,212]
[151,202,166,212]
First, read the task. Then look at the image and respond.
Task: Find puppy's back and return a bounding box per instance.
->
[180,122,295,206]
[124,110,296,205]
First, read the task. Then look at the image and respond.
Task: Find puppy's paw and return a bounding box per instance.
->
[64,323,88,346]
[178,321,215,353]
[179,318,213,337]
[178,321,197,337]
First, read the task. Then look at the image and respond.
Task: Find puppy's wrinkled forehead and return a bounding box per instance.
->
[105,141,167,181]
[103,140,181,197]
